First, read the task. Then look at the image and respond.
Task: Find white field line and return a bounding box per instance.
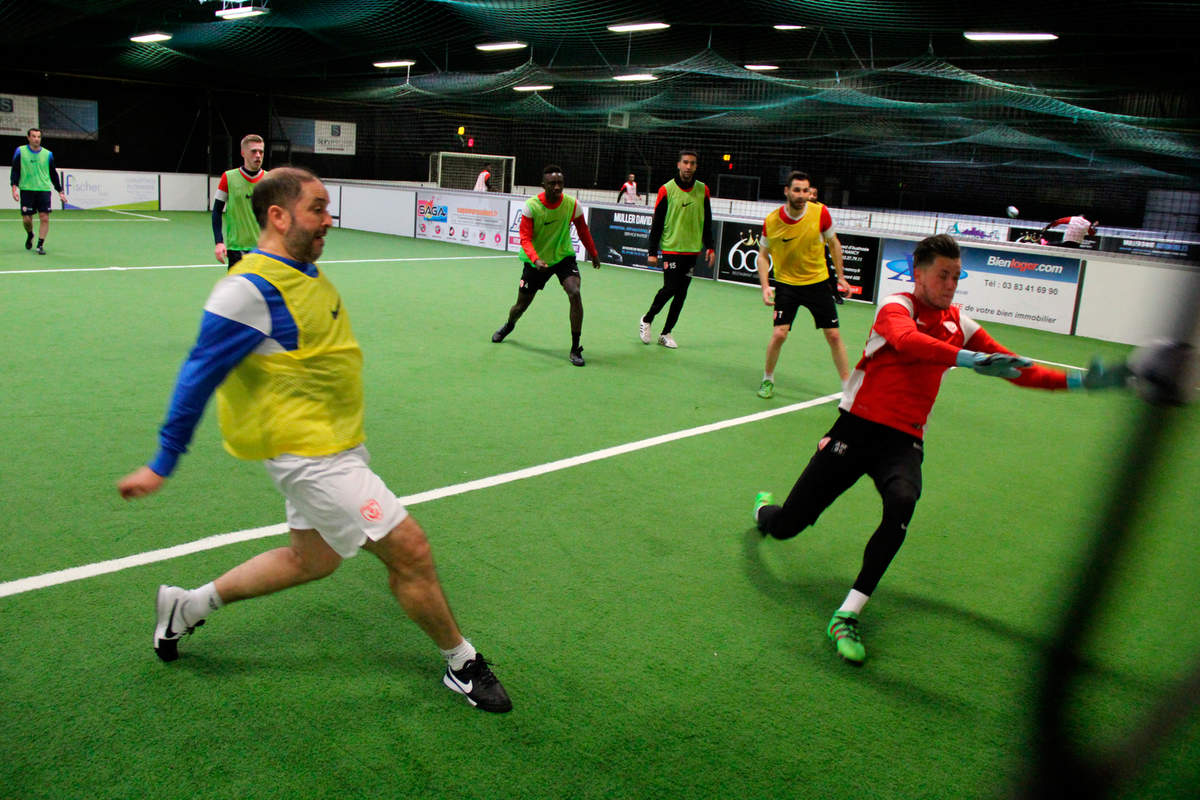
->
[0,254,512,276]
[0,393,841,599]
[106,209,170,220]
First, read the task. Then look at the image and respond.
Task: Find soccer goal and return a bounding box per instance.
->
[716,173,761,201]
[428,152,516,193]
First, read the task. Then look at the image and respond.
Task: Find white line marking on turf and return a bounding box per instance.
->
[107,209,170,221]
[0,393,841,599]
[0,255,511,276]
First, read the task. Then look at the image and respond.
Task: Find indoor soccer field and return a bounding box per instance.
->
[1,210,1196,798]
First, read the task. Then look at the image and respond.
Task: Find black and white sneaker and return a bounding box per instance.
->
[36,245,45,255]
[153,584,203,662]
[569,347,585,366]
[442,654,513,713]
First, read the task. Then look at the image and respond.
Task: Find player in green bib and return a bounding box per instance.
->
[637,150,715,349]
[491,165,601,366]
[212,134,267,268]
[10,128,66,255]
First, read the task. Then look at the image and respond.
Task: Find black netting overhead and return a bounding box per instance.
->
[2,0,1196,227]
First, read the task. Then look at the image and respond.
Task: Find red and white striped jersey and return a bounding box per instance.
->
[840,292,1068,438]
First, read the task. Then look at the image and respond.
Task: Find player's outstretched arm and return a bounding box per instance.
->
[956,349,1032,378]
[1067,357,1132,390]
[118,466,166,500]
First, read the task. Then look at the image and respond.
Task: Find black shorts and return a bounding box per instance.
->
[519,256,580,293]
[19,190,52,215]
[661,253,697,280]
[772,281,839,329]
[785,412,924,529]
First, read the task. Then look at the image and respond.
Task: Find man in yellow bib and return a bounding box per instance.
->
[755,171,851,398]
[118,167,512,713]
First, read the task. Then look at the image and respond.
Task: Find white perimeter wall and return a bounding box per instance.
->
[18,171,1194,347]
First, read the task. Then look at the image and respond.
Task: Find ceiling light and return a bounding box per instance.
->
[373,60,416,68]
[514,85,554,92]
[744,64,779,71]
[614,73,657,82]
[773,24,806,30]
[963,32,1058,42]
[607,22,670,33]
[130,32,172,43]
[475,41,527,52]
[215,5,269,20]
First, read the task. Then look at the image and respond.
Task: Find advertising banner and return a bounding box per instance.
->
[588,206,654,269]
[415,192,507,250]
[314,120,356,155]
[62,170,159,210]
[1099,235,1200,261]
[506,197,593,262]
[716,221,768,285]
[718,224,879,303]
[836,232,881,303]
[939,218,1010,243]
[879,238,1082,334]
[0,93,38,137]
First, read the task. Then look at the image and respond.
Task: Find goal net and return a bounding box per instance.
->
[428,152,515,193]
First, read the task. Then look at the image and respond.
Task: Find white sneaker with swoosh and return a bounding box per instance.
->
[153,585,204,662]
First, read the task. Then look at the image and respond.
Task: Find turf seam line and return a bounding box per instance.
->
[0,393,841,599]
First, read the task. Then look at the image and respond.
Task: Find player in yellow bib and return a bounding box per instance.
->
[491,165,601,366]
[119,167,512,712]
[755,171,851,398]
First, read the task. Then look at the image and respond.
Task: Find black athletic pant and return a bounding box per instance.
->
[643,253,697,335]
[758,412,923,596]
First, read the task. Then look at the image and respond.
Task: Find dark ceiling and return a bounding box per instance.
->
[2,0,1196,93]
[2,0,1197,201]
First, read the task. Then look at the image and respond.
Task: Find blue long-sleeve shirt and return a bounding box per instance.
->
[148,251,317,476]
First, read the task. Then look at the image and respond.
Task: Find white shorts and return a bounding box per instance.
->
[264,445,409,558]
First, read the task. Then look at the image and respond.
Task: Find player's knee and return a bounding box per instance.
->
[383,519,434,573]
[771,326,790,344]
[881,479,920,522]
[822,327,843,345]
[292,544,341,580]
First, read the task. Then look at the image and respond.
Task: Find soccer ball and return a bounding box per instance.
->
[1006,205,1020,218]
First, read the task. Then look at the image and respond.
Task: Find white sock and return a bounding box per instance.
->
[441,639,477,672]
[838,589,869,616]
[182,582,223,627]
[763,371,774,382]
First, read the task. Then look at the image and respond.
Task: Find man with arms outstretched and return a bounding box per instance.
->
[753,233,1125,665]
[119,166,512,713]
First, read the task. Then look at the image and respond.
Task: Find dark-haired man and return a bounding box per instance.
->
[212,134,267,268]
[491,164,600,366]
[637,150,715,349]
[752,233,1125,665]
[118,166,512,713]
[10,128,66,255]
[755,171,850,399]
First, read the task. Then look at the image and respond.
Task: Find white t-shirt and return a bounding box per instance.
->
[1064,215,1092,243]
[619,181,638,203]
[473,170,491,192]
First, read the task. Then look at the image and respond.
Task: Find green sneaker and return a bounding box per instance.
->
[757,379,775,399]
[827,611,866,665]
[753,491,775,526]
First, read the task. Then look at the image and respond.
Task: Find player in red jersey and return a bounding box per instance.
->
[752,233,1127,665]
